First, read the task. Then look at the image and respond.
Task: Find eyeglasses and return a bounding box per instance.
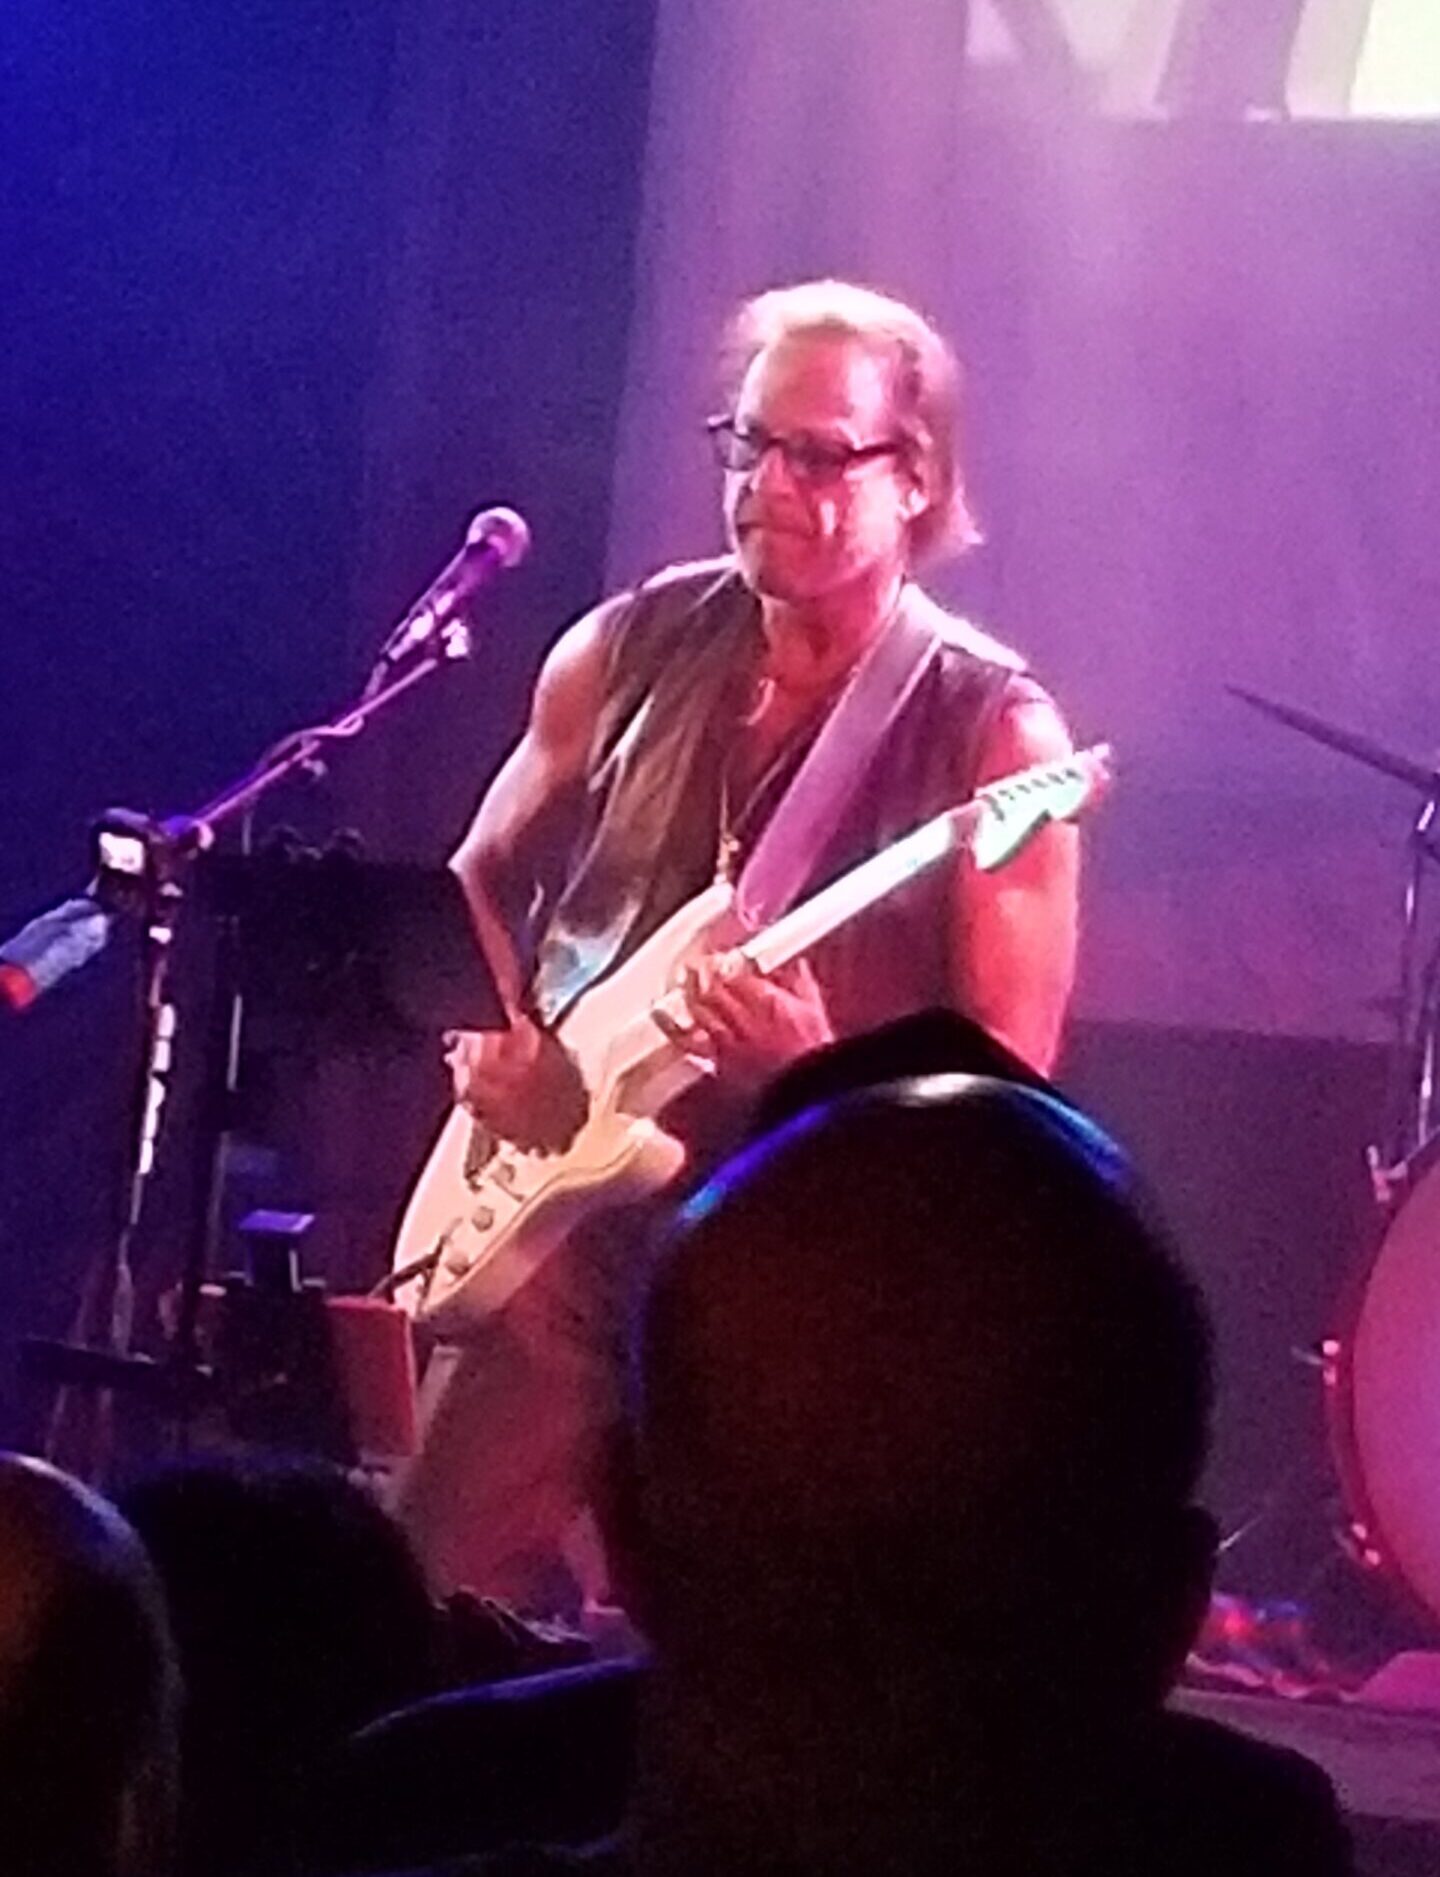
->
[705,415,903,484]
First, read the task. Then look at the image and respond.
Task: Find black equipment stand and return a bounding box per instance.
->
[21,542,507,1481]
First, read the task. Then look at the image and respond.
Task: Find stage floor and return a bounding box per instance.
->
[1177,1684,1440,1876]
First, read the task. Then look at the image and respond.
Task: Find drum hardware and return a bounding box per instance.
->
[1217,1494,1286,1558]
[1229,685,1440,1193]
[1188,1592,1361,1702]
[1232,686,1440,1636]
[1207,1339,1342,1592]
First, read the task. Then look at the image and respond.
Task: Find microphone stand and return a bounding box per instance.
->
[35,617,479,1482]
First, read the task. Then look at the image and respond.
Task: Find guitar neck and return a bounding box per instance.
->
[639,744,1105,1048]
[740,798,981,978]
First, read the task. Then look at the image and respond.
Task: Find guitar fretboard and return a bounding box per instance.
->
[741,801,974,978]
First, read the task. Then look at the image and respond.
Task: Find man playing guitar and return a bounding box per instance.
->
[394,280,1079,1614]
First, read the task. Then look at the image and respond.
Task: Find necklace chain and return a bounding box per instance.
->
[714,582,907,886]
[713,668,832,884]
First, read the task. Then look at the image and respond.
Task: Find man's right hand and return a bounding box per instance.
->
[443,1014,589,1154]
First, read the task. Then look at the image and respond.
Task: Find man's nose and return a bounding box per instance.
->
[748,438,798,495]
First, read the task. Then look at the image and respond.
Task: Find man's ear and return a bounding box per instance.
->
[1157,1504,1220,1691]
[899,445,933,522]
[1090,1502,1219,1710]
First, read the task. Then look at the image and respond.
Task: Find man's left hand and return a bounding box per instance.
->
[674,954,834,1093]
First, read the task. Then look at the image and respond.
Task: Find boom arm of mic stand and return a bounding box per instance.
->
[177,645,453,847]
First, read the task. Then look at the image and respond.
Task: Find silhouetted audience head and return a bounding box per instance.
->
[750,1005,1049,1139]
[0,1452,179,1877]
[119,1454,435,1877]
[606,1075,1218,1872]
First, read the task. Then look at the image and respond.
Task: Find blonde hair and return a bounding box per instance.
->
[722,279,982,562]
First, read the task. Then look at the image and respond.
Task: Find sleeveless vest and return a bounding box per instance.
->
[529,556,1025,1040]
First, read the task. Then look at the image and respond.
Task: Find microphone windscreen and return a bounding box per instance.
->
[466,506,531,570]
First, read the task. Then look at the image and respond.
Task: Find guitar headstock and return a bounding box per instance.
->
[970,743,1113,873]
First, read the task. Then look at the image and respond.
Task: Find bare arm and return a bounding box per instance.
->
[450,599,618,1012]
[951,685,1080,1076]
[440,599,621,1146]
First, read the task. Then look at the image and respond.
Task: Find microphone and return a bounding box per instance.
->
[377,506,531,667]
[0,895,113,1015]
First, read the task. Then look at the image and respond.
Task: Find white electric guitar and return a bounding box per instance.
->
[388,744,1111,1338]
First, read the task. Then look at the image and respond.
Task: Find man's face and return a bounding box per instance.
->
[722,332,921,606]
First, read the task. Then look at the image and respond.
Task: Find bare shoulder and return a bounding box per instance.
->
[912,592,1073,779]
[449,593,626,888]
[531,555,736,750]
[630,552,735,597]
[527,593,629,758]
[976,674,1074,785]
[928,606,1028,675]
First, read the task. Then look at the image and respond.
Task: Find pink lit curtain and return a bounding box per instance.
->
[609,1,1440,1040]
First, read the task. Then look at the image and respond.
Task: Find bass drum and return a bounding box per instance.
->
[1329,1154,1440,1631]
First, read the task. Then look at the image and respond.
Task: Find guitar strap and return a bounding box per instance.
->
[735,581,943,930]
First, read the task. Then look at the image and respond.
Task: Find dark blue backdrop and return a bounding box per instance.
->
[0,0,655,1445]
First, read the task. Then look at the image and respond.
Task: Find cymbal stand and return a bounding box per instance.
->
[1369,785,1440,1210]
